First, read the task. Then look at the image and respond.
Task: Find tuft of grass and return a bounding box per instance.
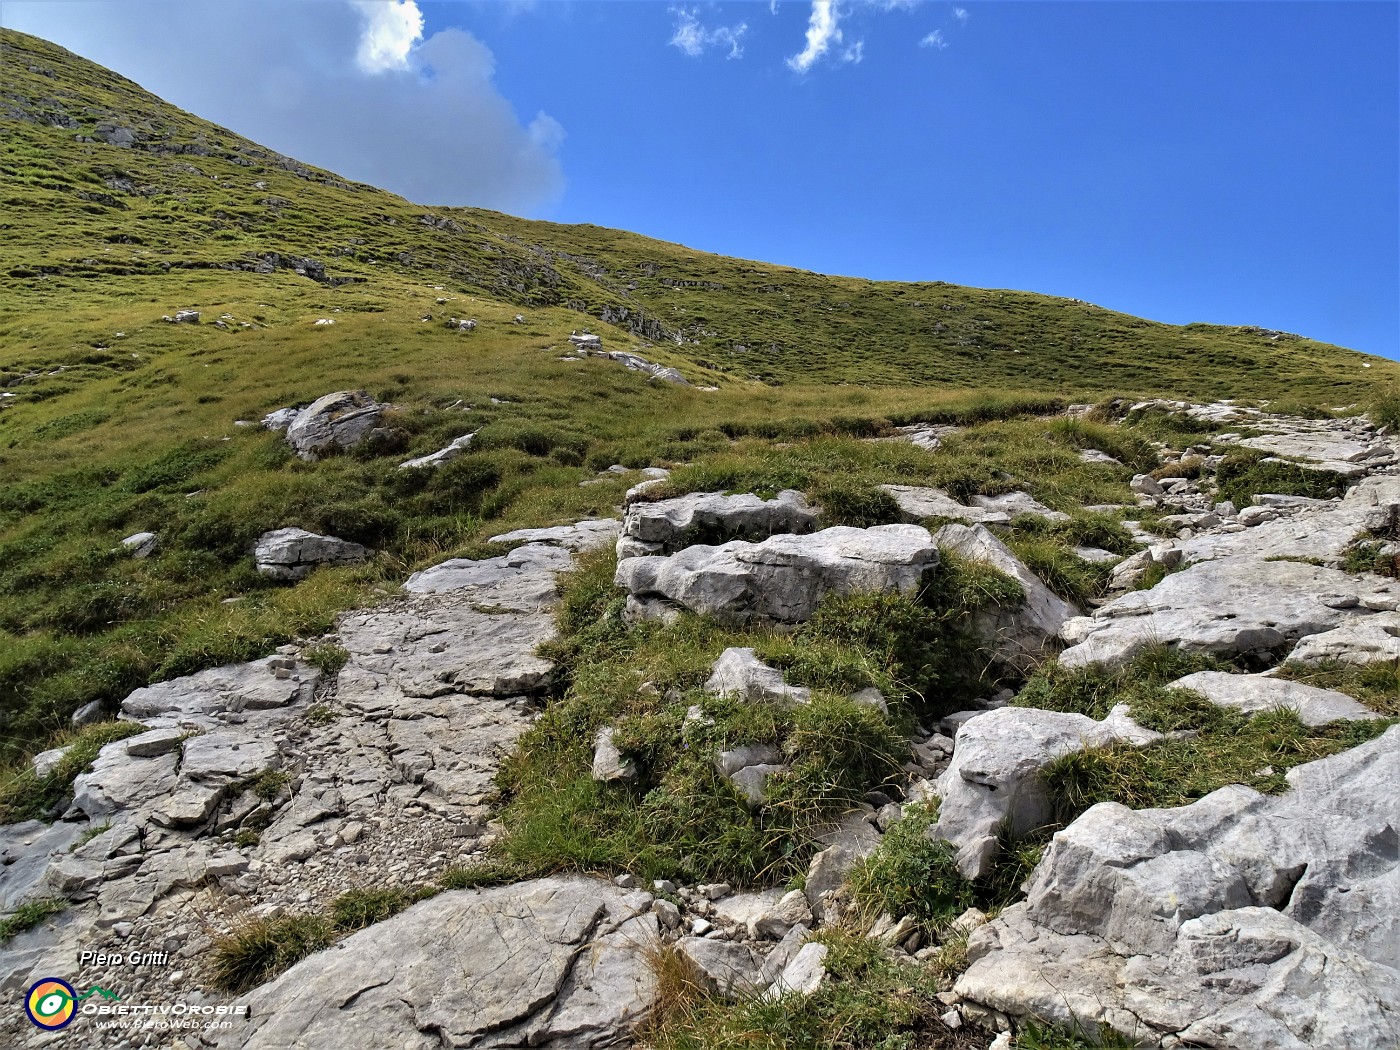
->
[1044,706,1395,822]
[211,914,334,993]
[1366,391,1400,431]
[302,641,349,675]
[0,897,67,944]
[642,927,979,1050]
[1214,451,1345,507]
[245,768,290,802]
[847,803,977,934]
[1014,1020,1140,1049]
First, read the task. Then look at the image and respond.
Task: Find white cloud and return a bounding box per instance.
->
[669,6,748,59]
[350,0,424,73]
[954,7,970,23]
[919,29,946,48]
[787,1,843,73]
[1,1,564,212]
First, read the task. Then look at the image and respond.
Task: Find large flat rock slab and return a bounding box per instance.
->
[1058,557,1391,670]
[210,878,656,1050]
[121,656,320,725]
[616,524,938,626]
[1169,670,1380,725]
[403,542,572,607]
[1284,611,1400,666]
[954,725,1400,1047]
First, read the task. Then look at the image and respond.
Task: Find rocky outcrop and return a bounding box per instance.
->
[0,532,603,1049]
[1284,612,1400,666]
[953,727,1400,1048]
[616,524,939,626]
[1058,557,1395,670]
[210,878,658,1049]
[254,527,370,580]
[1168,670,1380,725]
[616,489,821,560]
[932,523,1077,667]
[283,390,387,460]
[932,706,1160,878]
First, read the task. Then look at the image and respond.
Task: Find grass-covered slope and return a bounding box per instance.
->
[1,24,1396,767]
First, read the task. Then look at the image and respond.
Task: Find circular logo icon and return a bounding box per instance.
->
[25,978,77,1030]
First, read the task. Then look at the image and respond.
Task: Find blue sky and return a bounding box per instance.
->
[4,1,1396,358]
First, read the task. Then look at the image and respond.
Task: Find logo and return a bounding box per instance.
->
[25,978,77,1030]
[24,979,121,1029]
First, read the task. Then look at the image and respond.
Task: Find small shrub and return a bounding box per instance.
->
[847,803,976,933]
[246,768,290,802]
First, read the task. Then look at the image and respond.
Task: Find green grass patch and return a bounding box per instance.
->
[1214,451,1346,507]
[0,897,67,944]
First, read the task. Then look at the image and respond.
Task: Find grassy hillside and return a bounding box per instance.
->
[0,25,1396,765]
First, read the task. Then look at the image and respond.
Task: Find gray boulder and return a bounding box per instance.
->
[254,528,370,581]
[120,532,158,558]
[591,728,637,783]
[1284,612,1400,666]
[704,648,811,705]
[953,726,1400,1048]
[616,525,938,626]
[676,938,765,998]
[211,878,657,1049]
[1168,670,1380,725]
[932,523,1078,668]
[284,390,386,460]
[617,489,820,560]
[933,706,1159,878]
[968,492,1071,523]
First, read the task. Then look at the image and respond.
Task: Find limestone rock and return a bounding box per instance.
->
[750,889,814,939]
[676,937,764,998]
[121,656,319,724]
[254,527,370,581]
[284,390,386,461]
[967,492,1071,523]
[879,485,1011,525]
[403,542,572,604]
[1059,557,1387,670]
[933,523,1078,667]
[1284,612,1400,666]
[120,531,158,558]
[616,525,938,626]
[933,705,1159,878]
[762,942,828,1000]
[0,821,87,911]
[1168,670,1380,725]
[180,733,280,782]
[953,726,1400,1047]
[488,519,621,552]
[30,747,70,780]
[704,648,811,705]
[398,432,476,469]
[591,727,637,783]
[211,878,657,1050]
[617,489,820,560]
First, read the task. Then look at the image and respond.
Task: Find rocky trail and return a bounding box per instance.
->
[1,400,1397,1048]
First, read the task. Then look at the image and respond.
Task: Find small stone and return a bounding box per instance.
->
[653,899,682,930]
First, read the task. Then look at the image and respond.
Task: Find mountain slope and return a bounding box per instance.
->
[2,27,1395,401]
[0,25,1396,756]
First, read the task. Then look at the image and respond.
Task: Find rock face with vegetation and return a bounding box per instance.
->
[2,26,1400,1050]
